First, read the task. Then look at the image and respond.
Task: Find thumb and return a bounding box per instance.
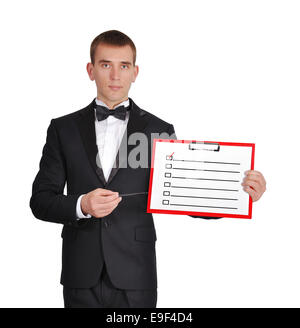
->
[95,188,117,196]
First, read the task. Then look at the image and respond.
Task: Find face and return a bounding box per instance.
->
[87,43,139,108]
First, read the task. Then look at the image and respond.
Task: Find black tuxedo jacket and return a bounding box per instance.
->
[30,98,218,290]
[30,98,179,289]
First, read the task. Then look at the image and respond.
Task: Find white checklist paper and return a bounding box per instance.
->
[147,140,255,218]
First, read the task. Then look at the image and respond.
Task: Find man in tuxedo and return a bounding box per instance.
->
[30,30,266,308]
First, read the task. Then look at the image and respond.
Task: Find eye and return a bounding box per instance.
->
[102,63,110,68]
[121,65,128,69]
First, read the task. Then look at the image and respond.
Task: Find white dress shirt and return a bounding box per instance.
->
[76,98,130,219]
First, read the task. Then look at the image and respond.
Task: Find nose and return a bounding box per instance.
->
[110,66,120,80]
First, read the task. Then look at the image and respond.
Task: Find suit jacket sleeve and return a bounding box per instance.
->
[30,119,82,226]
[167,123,222,220]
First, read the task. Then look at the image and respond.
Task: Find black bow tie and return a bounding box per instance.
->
[95,104,127,121]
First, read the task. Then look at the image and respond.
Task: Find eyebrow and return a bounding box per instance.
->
[98,59,132,66]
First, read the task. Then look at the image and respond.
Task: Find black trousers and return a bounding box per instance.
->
[63,264,157,308]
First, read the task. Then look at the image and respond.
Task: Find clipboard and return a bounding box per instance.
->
[147,139,255,219]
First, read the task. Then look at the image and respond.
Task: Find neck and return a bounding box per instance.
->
[96,96,129,109]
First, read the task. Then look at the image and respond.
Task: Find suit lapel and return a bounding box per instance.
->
[75,99,106,186]
[75,98,150,187]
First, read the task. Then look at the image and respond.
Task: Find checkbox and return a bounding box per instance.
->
[162,200,169,205]
[165,172,171,178]
[166,155,172,160]
[164,182,171,187]
[165,164,172,169]
[163,191,170,196]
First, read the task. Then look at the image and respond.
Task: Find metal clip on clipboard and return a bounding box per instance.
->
[188,141,220,152]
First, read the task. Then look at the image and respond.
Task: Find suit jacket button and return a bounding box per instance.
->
[104,221,108,228]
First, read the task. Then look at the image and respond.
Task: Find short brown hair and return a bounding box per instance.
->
[90,30,136,66]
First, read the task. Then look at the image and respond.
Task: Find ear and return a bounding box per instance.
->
[86,62,95,81]
[132,65,139,83]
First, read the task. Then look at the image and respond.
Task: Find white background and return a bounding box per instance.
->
[0,0,299,308]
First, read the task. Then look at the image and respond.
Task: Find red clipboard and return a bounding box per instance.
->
[147,139,255,219]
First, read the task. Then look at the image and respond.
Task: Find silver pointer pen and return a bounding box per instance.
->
[119,192,148,197]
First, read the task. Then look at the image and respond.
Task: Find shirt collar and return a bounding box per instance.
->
[95,98,130,109]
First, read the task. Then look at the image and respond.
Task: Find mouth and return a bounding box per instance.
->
[109,86,122,91]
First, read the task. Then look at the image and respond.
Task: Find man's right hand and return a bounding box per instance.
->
[81,188,122,218]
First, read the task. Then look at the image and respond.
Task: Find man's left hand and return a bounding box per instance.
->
[242,170,266,202]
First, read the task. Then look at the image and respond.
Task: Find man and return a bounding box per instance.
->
[30,30,266,308]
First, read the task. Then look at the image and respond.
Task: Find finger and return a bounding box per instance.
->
[242,179,260,192]
[242,176,264,187]
[96,193,119,204]
[95,199,122,217]
[94,210,110,218]
[243,185,259,201]
[245,170,262,176]
[95,207,115,217]
[243,172,266,187]
[244,170,266,184]
[110,201,120,212]
[98,196,122,211]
